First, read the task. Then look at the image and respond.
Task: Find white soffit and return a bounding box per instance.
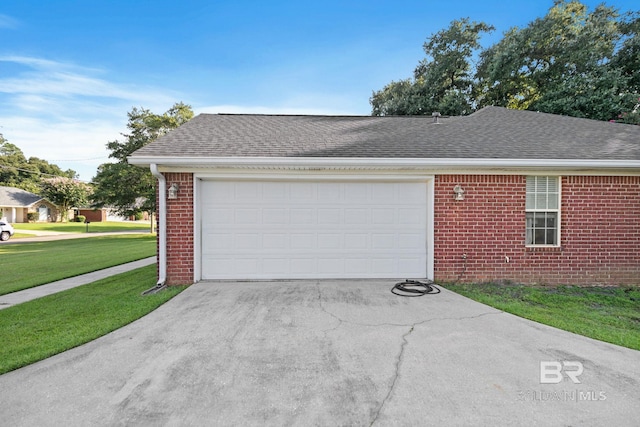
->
[128,156,640,174]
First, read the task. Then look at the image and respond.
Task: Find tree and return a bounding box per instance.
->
[40,177,92,222]
[371,18,493,116]
[92,102,194,219]
[611,12,640,93]
[610,12,640,125]
[372,1,640,123]
[0,136,27,188]
[475,0,631,119]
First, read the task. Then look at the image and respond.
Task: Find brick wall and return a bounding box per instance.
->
[159,173,638,286]
[162,172,194,285]
[434,175,640,285]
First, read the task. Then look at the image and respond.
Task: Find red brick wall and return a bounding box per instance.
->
[78,209,105,222]
[163,172,194,285]
[434,175,640,285]
[159,173,638,285]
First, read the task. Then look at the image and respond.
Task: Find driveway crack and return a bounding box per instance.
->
[315,281,343,332]
[370,324,415,426]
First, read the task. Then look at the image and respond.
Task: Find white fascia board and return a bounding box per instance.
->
[128,156,640,172]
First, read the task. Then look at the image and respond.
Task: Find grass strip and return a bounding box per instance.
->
[14,221,152,233]
[444,283,640,351]
[0,265,185,375]
[0,234,156,295]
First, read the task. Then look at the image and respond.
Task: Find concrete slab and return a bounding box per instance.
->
[0,257,156,309]
[0,280,638,426]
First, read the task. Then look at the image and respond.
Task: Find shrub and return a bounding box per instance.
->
[74,215,86,223]
[26,212,39,222]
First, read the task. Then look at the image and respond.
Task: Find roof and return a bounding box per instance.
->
[0,186,45,207]
[129,106,640,169]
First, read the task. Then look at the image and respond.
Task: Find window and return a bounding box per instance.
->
[526,176,560,246]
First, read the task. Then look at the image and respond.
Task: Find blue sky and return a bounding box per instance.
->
[0,1,637,181]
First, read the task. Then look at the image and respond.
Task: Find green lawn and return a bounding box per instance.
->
[0,235,156,295]
[14,221,152,233]
[0,265,185,375]
[444,283,640,351]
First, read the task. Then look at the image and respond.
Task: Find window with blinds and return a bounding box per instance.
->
[526,176,560,246]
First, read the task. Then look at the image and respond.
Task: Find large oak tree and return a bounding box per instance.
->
[371,0,639,123]
[91,102,194,219]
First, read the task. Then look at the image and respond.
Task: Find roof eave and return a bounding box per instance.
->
[0,199,45,208]
[128,156,640,172]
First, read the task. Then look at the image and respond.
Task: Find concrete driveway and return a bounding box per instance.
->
[0,281,638,426]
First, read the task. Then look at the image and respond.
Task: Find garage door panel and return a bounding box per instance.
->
[372,184,395,201]
[398,233,423,250]
[236,234,260,249]
[207,208,233,223]
[290,183,314,200]
[318,183,341,201]
[291,209,313,224]
[398,258,424,274]
[372,234,395,249]
[344,233,368,249]
[203,233,232,250]
[318,258,344,274]
[371,259,396,275]
[318,234,341,249]
[344,208,366,224]
[317,209,340,224]
[345,184,368,201]
[373,209,395,224]
[263,258,288,274]
[291,234,315,249]
[263,234,287,249]
[345,258,368,273]
[262,182,287,199]
[235,209,259,224]
[263,209,288,224]
[398,208,422,224]
[291,258,316,274]
[201,180,427,279]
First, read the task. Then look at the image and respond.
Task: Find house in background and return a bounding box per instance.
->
[74,208,107,222]
[129,107,640,286]
[72,207,139,222]
[0,186,60,223]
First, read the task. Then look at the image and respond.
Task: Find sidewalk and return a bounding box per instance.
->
[0,257,157,310]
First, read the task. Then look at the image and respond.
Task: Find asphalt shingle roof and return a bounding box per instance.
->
[0,186,44,207]
[130,106,640,161]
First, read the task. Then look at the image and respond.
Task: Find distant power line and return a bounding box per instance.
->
[0,164,91,183]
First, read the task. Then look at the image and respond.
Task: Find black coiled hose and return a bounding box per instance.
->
[391,279,440,297]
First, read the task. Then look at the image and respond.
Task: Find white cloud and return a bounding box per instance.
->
[0,56,177,107]
[0,56,185,181]
[0,115,119,181]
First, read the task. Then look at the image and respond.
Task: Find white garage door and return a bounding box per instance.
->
[200,180,427,279]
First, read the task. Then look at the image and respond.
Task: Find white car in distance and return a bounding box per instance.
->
[0,220,15,241]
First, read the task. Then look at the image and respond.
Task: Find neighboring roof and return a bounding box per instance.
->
[0,186,45,207]
[129,106,640,167]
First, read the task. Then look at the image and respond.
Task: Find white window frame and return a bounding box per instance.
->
[525,176,561,247]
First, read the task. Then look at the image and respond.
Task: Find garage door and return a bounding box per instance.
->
[200,180,427,279]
